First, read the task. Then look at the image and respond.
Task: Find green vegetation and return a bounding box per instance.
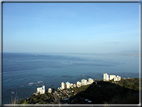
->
[17,77,140,104]
[116,78,139,91]
[71,84,90,93]
[18,92,54,104]
[69,78,140,104]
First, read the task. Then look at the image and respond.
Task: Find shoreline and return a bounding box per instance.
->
[3,75,140,104]
[15,76,140,104]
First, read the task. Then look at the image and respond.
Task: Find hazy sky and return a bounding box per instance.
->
[3,3,139,54]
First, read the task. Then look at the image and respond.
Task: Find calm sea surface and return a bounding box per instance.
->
[3,53,139,104]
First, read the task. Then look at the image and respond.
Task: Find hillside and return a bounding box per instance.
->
[18,78,140,104]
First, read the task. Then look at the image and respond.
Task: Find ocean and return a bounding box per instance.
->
[2,52,139,104]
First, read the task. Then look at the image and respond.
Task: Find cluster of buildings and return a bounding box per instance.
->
[36,78,94,95]
[103,73,121,81]
[36,74,121,95]
[36,85,52,94]
[59,78,94,90]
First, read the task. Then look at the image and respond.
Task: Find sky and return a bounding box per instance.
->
[3,3,140,54]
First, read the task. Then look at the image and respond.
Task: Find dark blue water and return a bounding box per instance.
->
[3,53,139,104]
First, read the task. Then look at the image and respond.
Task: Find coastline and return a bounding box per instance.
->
[3,53,139,104]
[16,76,140,104]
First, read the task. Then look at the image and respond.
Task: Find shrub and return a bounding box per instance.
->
[22,99,29,104]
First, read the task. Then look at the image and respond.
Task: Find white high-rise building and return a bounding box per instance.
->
[73,84,76,88]
[88,78,94,84]
[81,79,87,86]
[117,75,121,81]
[103,73,109,81]
[114,75,121,81]
[110,75,116,80]
[37,85,45,94]
[70,83,74,88]
[66,82,71,89]
[48,88,52,93]
[77,81,82,87]
[61,82,65,90]
[103,73,121,81]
